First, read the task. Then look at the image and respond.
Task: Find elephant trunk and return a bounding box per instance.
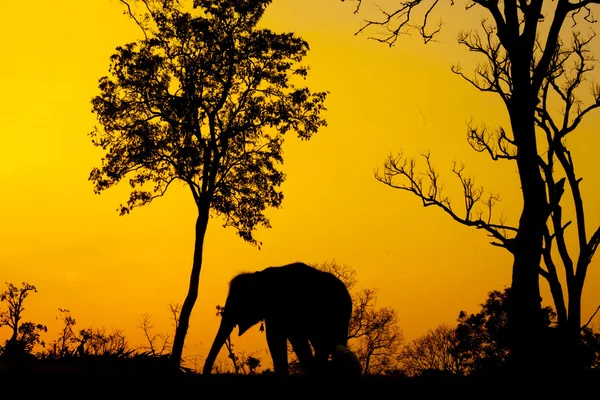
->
[203,316,236,375]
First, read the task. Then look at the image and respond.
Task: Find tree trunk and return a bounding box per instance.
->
[170,202,211,369]
[564,280,583,369]
[506,91,547,375]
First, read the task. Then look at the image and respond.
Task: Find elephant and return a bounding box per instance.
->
[202,262,354,376]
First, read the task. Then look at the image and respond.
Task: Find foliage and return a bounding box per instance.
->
[398,288,600,377]
[0,282,47,357]
[453,288,556,375]
[579,326,600,369]
[92,0,327,366]
[90,0,327,242]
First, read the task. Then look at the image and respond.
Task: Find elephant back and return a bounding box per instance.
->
[260,263,352,342]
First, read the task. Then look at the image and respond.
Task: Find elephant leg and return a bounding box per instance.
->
[312,339,335,375]
[265,321,289,375]
[288,336,314,374]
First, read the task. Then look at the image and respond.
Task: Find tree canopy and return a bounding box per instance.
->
[90,0,328,366]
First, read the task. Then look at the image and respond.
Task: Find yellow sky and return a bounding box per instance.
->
[1,0,599,368]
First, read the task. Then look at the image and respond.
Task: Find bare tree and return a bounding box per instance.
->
[48,308,79,358]
[137,302,181,357]
[91,0,327,368]
[349,288,404,375]
[399,324,466,377]
[350,0,600,372]
[313,261,404,375]
[138,313,172,356]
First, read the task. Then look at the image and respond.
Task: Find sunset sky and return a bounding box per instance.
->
[1,0,599,370]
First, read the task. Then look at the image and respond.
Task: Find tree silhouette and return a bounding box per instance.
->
[350,0,600,372]
[453,288,556,375]
[90,0,327,368]
[0,282,47,357]
[314,261,404,375]
[399,288,560,377]
[399,323,464,377]
[349,288,404,375]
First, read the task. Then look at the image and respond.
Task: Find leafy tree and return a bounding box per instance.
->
[78,328,131,357]
[454,288,556,375]
[90,0,327,368]
[245,355,262,375]
[0,282,47,357]
[579,325,600,369]
[350,0,600,371]
[454,288,600,374]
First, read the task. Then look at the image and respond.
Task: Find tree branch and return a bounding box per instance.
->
[120,0,149,41]
[375,151,516,250]
[582,304,600,330]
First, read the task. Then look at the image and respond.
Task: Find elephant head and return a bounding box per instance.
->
[203,272,266,374]
[203,262,353,376]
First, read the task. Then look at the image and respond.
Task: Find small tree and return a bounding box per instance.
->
[349,288,404,375]
[453,288,600,374]
[138,313,172,357]
[78,328,130,357]
[48,308,80,358]
[0,282,47,357]
[90,0,327,368]
[313,261,404,375]
[399,324,465,377]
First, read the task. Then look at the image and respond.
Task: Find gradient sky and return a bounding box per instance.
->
[1,0,599,369]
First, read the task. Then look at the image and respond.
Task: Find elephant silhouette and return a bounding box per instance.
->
[203,262,354,376]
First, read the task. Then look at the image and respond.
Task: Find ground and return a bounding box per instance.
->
[0,359,597,398]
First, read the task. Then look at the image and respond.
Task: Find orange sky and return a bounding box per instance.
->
[1,0,599,370]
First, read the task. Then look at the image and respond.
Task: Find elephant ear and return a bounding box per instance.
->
[236,272,267,336]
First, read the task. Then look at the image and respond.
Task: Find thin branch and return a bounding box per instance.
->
[582,305,600,330]
[120,0,149,41]
[375,152,515,250]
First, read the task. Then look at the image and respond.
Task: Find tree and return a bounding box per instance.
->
[454,288,600,373]
[399,287,599,376]
[49,308,80,358]
[90,0,327,368]
[350,0,600,372]
[136,302,181,357]
[314,261,404,375]
[349,288,404,375]
[399,324,465,377]
[453,288,556,375]
[138,313,172,357]
[0,282,47,357]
